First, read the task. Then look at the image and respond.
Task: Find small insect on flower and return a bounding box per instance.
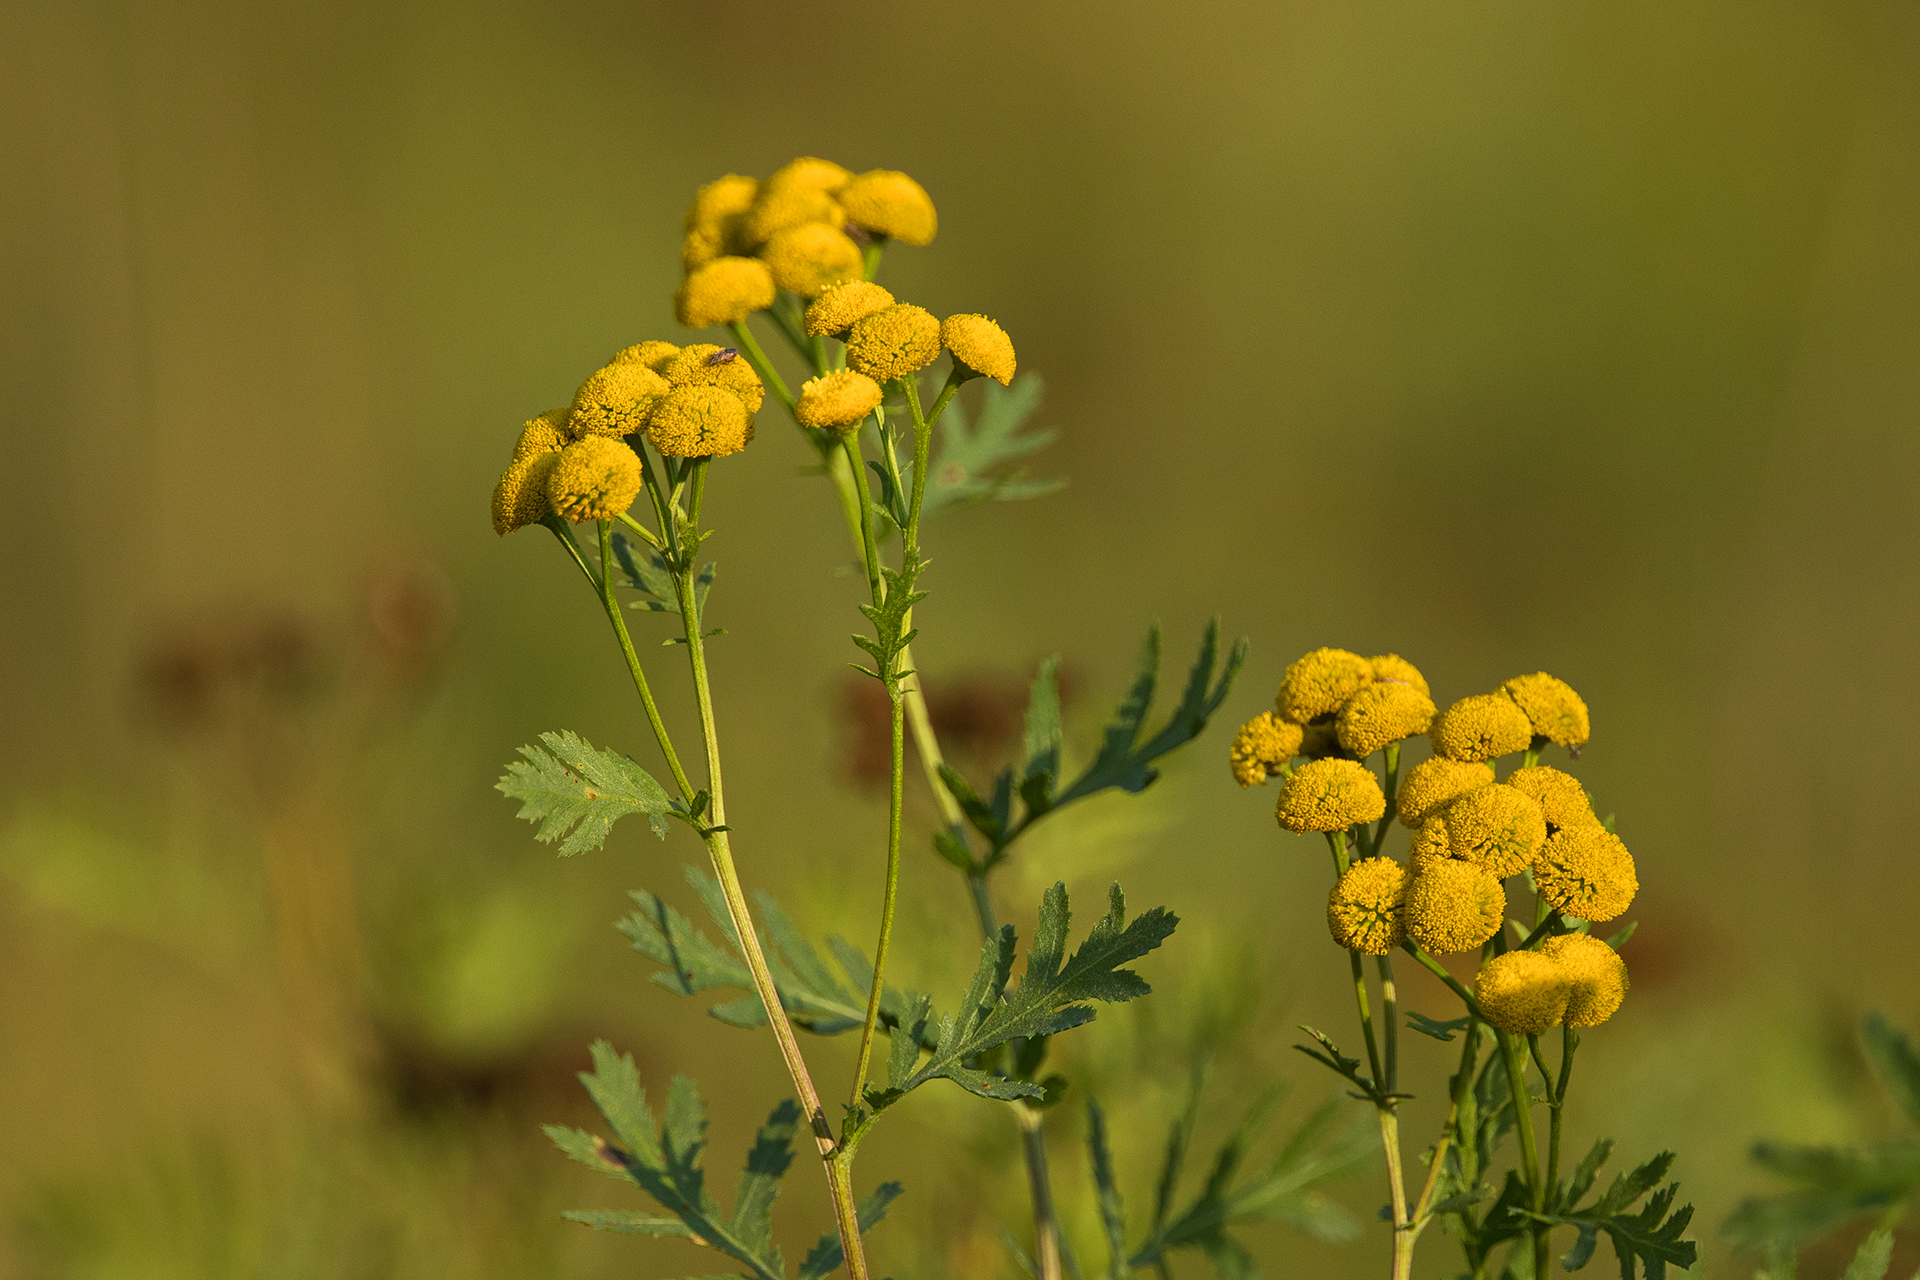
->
[570,363,670,439]
[1503,672,1592,750]
[839,170,938,245]
[548,437,644,522]
[1274,758,1385,833]
[1475,951,1571,1035]
[1441,784,1547,880]
[1276,647,1374,725]
[646,385,754,459]
[1230,711,1303,788]
[805,280,896,338]
[1532,826,1638,923]
[1327,858,1408,954]
[1369,653,1430,698]
[942,314,1017,386]
[795,371,884,432]
[846,304,942,382]
[663,344,766,413]
[511,407,571,461]
[1506,765,1600,833]
[1336,681,1436,756]
[1397,757,1495,827]
[1404,859,1506,955]
[612,341,682,375]
[675,256,776,329]
[492,451,561,535]
[761,222,866,298]
[1429,692,1534,763]
[1540,932,1629,1026]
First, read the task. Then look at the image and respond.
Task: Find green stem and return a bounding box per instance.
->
[544,517,599,590]
[849,688,905,1103]
[1377,953,1399,1095]
[900,376,932,548]
[613,509,664,552]
[1016,1104,1065,1280]
[1494,1028,1546,1272]
[1371,741,1402,857]
[592,519,694,798]
[862,239,886,281]
[842,434,884,604]
[727,319,795,412]
[1327,832,1386,1095]
[925,366,963,430]
[966,870,999,936]
[1548,1027,1578,1208]
[1400,942,1483,1018]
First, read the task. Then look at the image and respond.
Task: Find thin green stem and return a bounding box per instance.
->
[841,434,884,604]
[1548,1027,1579,1208]
[862,239,886,280]
[687,457,709,527]
[1400,941,1483,1018]
[1528,1036,1555,1101]
[592,519,694,799]
[727,319,795,412]
[1376,953,1399,1095]
[966,870,999,937]
[900,376,932,548]
[544,518,599,590]
[1016,1104,1065,1280]
[1494,1028,1546,1275]
[926,366,963,430]
[1327,833,1386,1095]
[1371,741,1402,857]
[849,690,905,1103]
[613,509,663,552]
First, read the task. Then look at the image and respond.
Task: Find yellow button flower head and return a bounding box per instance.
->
[685,173,758,234]
[1506,766,1600,832]
[764,156,852,197]
[1474,951,1572,1036]
[743,185,845,248]
[839,170,938,245]
[646,385,754,459]
[675,256,776,330]
[761,222,865,298]
[942,314,1017,385]
[1229,711,1304,788]
[663,344,766,412]
[1397,757,1495,827]
[846,303,942,382]
[1533,827,1638,923]
[491,451,560,535]
[613,340,681,375]
[570,362,671,439]
[1503,672,1592,749]
[548,437,643,522]
[1369,653,1431,699]
[1405,860,1506,955]
[1336,681,1437,756]
[512,407,570,460]
[806,280,895,337]
[795,370,883,431]
[1540,933,1629,1027]
[1409,812,1453,871]
[1297,720,1342,759]
[1430,693,1533,762]
[1442,784,1548,880]
[1276,648,1374,725]
[681,226,726,272]
[1275,759,1385,833]
[1327,858,1408,954]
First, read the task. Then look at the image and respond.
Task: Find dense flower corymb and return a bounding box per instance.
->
[795,371,883,431]
[1275,759,1385,833]
[847,304,942,382]
[1430,693,1533,762]
[571,363,669,440]
[1504,671,1591,748]
[1336,681,1436,756]
[942,314,1017,385]
[1276,647,1374,725]
[1442,784,1547,880]
[1506,765,1599,832]
[1540,933,1629,1026]
[839,169,937,245]
[1397,758,1494,827]
[1369,653,1430,698]
[1475,951,1571,1035]
[492,450,560,535]
[549,437,643,522]
[664,345,766,413]
[1404,859,1505,955]
[806,281,895,337]
[1533,826,1638,922]
[676,257,776,329]
[646,385,754,459]
[1327,858,1408,954]
[1229,711,1303,788]
[512,407,571,460]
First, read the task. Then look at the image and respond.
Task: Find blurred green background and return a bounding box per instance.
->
[4,0,1919,1275]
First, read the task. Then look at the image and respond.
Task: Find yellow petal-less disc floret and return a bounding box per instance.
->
[1475,951,1572,1035]
[681,225,725,272]
[763,156,852,197]
[795,371,884,431]
[806,281,895,337]
[1503,672,1592,749]
[491,451,560,535]
[1276,648,1374,725]
[1430,693,1534,762]
[1404,860,1506,955]
[761,222,865,298]
[942,314,1017,385]
[1506,766,1600,832]
[512,407,571,460]
[1540,933,1629,1027]
[646,385,754,459]
[1409,813,1453,870]
[1229,711,1303,788]
[1533,827,1638,923]
[570,363,670,439]
[846,303,942,382]
[662,344,765,413]
[1327,858,1408,954]
[613,341,681,375]
[1441,784,1548,879]
[685,174,758,233]
[743,185,844,249]
[1397,757,1495,827]
[1336,681,1437,756]
[1275,759,1385,833]
[839,170,937,245]
[548,437,643,522]
[1369,654,1431,699]
[675,257,776,329]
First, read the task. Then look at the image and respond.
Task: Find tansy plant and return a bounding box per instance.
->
[1233,652,1699,1279]
[489,157,1378,1280]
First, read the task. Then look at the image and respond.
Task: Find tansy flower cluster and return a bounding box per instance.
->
[1241,648,1638,1036]
[490,341,765,535]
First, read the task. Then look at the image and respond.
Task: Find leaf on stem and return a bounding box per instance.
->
[920,374,1064,516]
[850,547,927,691]
[1088,1099,1132,1279]
[497,730,673,853]
[611,533,716,617]
[796,1183,905,1280]
[1407,1012,1475,1043]
[1523,1149,1698,1278]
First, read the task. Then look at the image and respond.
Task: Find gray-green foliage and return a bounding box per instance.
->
[496,730,674,853]
[920,374,1063,516]
[546,1042,898,1280]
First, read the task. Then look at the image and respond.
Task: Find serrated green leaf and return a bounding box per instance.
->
[851,548,927,690]
[1843,1227,1895,1280]
[498,730,674,852]
[1154,1063,1208,1233]
[560,1208,693,1236]
[922,373,1063,517]
[1408,1012,1475,1042]
[1022,656,1062,800]
[611,535,715,617]
[1087,1100,1131,1278]
[730,1100,801,1262]
[1527,1150,1697,1279]
[796,1182,905,1280]
[1864,1013,1920,1129]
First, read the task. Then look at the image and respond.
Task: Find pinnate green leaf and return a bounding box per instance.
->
[498,730,673,853]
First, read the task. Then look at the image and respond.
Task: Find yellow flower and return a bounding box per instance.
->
[681,226,725,272]
[662,344,765,413]
[646,385,754,459]
[548,437,643,522]
[685,173,758,233]
[846,303,942,382]
[795,370,883,431]
[1506,766,1600,832]
[1503,672,1592,749]
[743,185,844,248]
[1540,933,1629,1027]
[1229,711,1303,788]
[1369,653,1431,699]
[675,257,776,329]
[760,222,865,298]
[1430,693,1533,762]
[1474,951,1571,1035]
[1441,784,1547,880]
[491,451,560,535]
[1405,860,1506,955]
[839,170,938,245]
[1297,720,1342,759]
[613,340,681,375]
[1327,858,1408,954]
[1276,648,1373,725]
[1533,827,1638,923]
[942,314,1017,385]
[1275,759,1385,833]
[570,362,670,439]
[763,156,852,196]
[1396,757,1494,827]
[511,407,570,460]
[1336,681,1437,756]
[1409,812,1453,871]
[805,280,896,337]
